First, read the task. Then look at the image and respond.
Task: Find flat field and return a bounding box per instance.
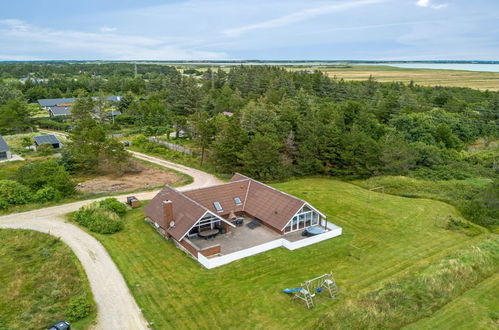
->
[0,229,95,329]
[316,65,499,90]
[86,177,495,329]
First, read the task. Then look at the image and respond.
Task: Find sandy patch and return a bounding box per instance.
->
[76,162,181,194]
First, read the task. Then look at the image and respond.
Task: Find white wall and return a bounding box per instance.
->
[197,221,342,269]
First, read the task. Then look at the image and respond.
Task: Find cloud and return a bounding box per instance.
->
[0,19,228,60]
[223,0,385,37]
[416,0,448,9]
[99,26,117,33]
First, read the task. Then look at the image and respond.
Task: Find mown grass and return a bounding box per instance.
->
[0,229,96,330]
[404,273,499,330]
[354,176,491,204]
[353,176,497,231]
[86,177,490,329]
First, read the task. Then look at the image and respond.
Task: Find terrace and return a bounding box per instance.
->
[185,214,334,258]
[188,218,281,255]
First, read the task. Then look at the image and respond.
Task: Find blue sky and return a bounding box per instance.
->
[0,0,497,60]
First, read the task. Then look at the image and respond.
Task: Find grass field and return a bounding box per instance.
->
[404,273,499,330]
[0,229,95,330]
[168,62,499,90]
[302,65,499,91]
[85,177,494,329]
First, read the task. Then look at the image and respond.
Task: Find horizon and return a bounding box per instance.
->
[1,0,498,61]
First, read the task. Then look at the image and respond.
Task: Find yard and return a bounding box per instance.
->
[0,229,95,329]
[85,177,494,329]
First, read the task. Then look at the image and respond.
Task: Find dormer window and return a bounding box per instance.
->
[213,201,223,212]
[234,197,242,205]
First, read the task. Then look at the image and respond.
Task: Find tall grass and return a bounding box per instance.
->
[316,237,499,329]
[0,229,96,329]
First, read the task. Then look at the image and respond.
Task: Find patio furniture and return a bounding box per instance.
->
[246,218,261,229]
[198,228,220,239]
[302,226,326,237]
[232,217,244,226]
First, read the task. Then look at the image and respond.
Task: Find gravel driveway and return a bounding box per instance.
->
[0,151,221,329]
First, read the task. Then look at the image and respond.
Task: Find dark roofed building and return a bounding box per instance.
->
[48,106,71,117]
[39,96,121,109]
[0,135,12,160]
[34,135,62,149]
[38,98,76,108]
[144,173,336,266]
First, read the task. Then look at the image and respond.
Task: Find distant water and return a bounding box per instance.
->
[370,63,499,73]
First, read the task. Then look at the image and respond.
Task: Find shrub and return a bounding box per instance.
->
[17,160,75,196]
[99,198,127,216]
[36,144,55,156]
[87,208,123,234]
[65,296,92,321]
[0,180,31,208]
[34,186,58,203]
[73,203,124,234]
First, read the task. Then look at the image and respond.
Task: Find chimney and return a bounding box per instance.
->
[162,200,173,227]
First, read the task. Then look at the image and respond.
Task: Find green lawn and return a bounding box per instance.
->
[86,177,492,329]
[0,229,96,330]
[404,273,499,330]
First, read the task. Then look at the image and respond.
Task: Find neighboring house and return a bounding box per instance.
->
[38,95,121,109]
[38,98,76,109]
[103,95,122,103]
[48,106,71,117]
[34,135,62,149]
[144,173,342,268]
[0,135,12,160]
[222,111,234,117]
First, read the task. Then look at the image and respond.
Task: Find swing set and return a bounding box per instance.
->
[283,272,339,309]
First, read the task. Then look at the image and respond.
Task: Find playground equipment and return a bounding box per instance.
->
[283,272,339,309]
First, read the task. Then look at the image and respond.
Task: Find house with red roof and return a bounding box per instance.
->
[144,173,342,268]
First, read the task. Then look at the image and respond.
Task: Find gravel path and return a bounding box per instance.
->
[0,151,221,329]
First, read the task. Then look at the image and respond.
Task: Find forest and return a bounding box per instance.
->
[0,62,497,229]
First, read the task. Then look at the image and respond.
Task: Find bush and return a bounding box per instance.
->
[73,203,124,234]
[99,198,127,216]
[34,186,58,203]
[0,180,31,208]
[65,296,92,321]
[17,160,75,196]
[36,144,56,156]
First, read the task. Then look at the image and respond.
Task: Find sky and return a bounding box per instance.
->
[0,0,497,61]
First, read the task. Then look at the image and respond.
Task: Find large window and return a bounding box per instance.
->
[283,205,322,233]
[188,213,221,237]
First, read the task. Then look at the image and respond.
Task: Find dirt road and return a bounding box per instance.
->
[0,152,221,329]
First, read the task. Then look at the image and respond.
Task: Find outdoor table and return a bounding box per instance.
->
[198,229,219,239]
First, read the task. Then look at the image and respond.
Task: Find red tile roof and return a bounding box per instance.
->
[143,186,207,241]
[144,174,321,241]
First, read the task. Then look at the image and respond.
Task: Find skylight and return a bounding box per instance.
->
[213,201,223,212]
[234,197,242,205]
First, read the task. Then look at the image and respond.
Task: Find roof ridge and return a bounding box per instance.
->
[164,186,210,213]
[181,178,250,193]
[247,178,306,204]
